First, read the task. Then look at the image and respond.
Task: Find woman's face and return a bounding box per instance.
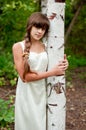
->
[30,26,46,41]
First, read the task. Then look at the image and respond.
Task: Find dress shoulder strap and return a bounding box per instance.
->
[20,41,25,51]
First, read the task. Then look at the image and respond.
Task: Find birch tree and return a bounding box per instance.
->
[42,0,66,130]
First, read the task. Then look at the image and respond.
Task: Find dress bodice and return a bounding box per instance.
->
[20,41,48,72]
[28,52,48,72]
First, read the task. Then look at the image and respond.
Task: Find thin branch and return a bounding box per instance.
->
[65,2,83,44]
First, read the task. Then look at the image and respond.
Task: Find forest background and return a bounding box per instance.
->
[0,0,86,130]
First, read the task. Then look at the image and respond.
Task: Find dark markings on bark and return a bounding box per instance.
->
[50,46,53,48]
[49,13,57,20]
[60,14,64,21]
[47,104,53,114]
[49,104,58,106]
[41,5,46,8]
[48,82,65,97]
[55,0,65,2]
[52,123,55,126]
[58,43,64,49]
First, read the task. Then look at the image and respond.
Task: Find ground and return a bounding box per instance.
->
[0,67,86,130]
[66,67,86,130]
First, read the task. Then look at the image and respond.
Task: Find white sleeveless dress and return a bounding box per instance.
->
[15,41,48,130]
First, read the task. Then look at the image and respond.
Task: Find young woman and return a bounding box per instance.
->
[12,12,68,130]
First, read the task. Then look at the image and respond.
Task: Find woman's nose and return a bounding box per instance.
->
[38,28,43,33]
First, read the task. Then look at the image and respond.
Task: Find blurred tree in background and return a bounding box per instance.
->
[65,0,86,68]
[65,0,86,56]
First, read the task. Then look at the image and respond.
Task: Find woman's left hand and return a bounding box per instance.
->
[63,54,69,70]
[59,54,69,71]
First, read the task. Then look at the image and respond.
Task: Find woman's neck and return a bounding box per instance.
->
[31,39,41,45]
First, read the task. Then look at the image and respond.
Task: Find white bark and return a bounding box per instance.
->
[42,0,66,130]
[41,0,48,14]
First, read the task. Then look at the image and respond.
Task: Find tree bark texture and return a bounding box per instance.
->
[41,0,48,14]
[42,0,66,130]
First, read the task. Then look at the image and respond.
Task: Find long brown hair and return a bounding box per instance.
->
[22,12,50,79]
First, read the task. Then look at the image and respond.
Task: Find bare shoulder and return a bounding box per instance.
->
[12,41,23,66]
[12,42,23,54]
[12,42,21,51]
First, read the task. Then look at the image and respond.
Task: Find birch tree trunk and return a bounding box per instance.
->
[42,0,66,130]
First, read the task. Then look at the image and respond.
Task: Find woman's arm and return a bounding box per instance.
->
[12,42,25,81]
[24,63,66,82]
[12,43,68,82]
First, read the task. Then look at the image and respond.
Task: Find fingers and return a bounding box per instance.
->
[64,54,69,68]
[58,61,67,67]
[64,54,66,60]
[62,56,69,69]
[57,60,68,70]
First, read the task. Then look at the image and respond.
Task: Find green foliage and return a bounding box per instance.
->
[67,55,86,69]
[0,52,18,87]
[65,3,86,57]
[65,0,74,29]
[0,98,14,128]
[65,0,86,68]
[0,77,6,86]
[0,0,40,51]
[0,0,40,87]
